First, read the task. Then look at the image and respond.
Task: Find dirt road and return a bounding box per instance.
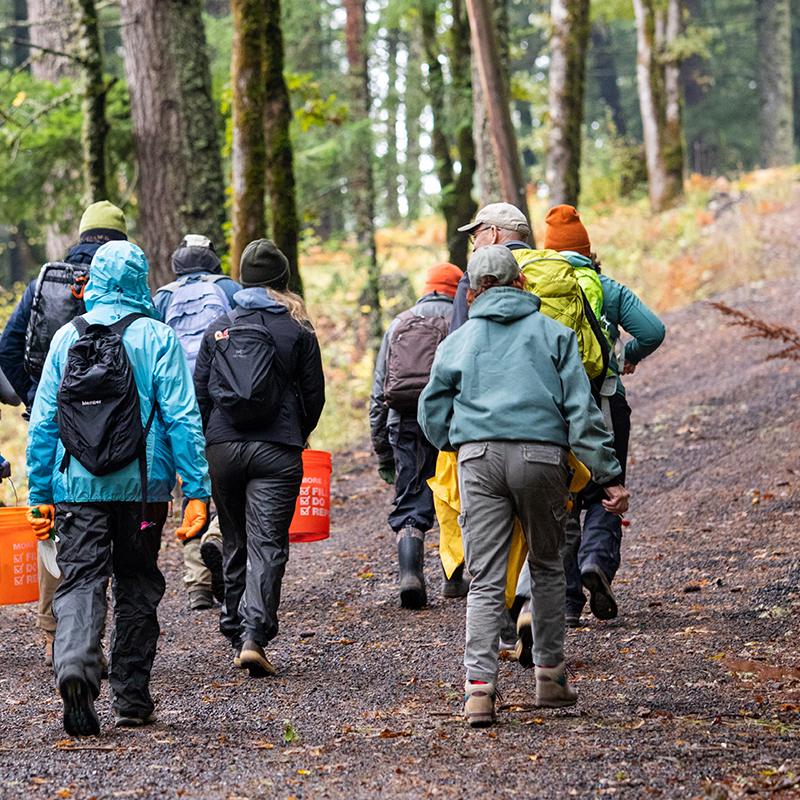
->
[1,264,798,798]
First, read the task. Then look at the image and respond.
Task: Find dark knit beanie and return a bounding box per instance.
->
[240,239,290,289]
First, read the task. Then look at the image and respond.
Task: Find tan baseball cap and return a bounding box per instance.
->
[457,202,531,235]
[467,245,521,289]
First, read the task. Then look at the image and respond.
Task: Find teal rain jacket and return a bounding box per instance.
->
[27,241,211,505]
[418,287,621,486]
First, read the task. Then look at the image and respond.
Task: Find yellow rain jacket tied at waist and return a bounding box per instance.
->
[431,450,591,608]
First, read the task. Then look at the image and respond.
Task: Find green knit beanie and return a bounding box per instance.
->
[79,201,127,236]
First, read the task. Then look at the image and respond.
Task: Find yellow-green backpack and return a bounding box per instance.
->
[512,248,609,381]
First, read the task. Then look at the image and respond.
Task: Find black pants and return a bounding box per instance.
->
[207,441,303,649]
[563,390,632,611]
[387,417,438,533]
[53,502,168,718]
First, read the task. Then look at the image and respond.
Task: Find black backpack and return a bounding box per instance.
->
[383,311,450,412]
[209,308,296,429]
[56,313,158,524]
[25,262,90,381]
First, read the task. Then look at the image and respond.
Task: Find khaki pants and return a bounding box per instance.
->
[37,545,59,634]
[182,516,223,596]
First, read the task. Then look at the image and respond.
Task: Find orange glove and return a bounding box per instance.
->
[27,505,55,541]
[175,499,208,541]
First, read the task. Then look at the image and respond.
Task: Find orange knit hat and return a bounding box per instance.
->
[544,205,591,257]
[424,262,463,297]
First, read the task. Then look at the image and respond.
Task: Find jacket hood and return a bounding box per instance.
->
[233,287,288,314]
[468,286,540,323]
[560,251,594,269]
[84,241,158,317]
[171,245,222,276]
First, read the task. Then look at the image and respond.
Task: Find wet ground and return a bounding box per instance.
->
[1,260,799,799]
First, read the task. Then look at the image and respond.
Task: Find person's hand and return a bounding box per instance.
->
[622,360,637,375]
[0,458,10,482]
[378,466,396,485]
[175,499,208,541]
[26,505,55,541]
[602,484,630,515]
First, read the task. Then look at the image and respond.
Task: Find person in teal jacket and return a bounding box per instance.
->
[26,240,211,737]
[418,245,629,727]
[528,204,665,628]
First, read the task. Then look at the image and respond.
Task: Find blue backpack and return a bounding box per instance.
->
[162,275,231,373]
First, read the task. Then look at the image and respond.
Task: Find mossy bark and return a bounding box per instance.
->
[632,0,684,212]
[546,0,590,207]
[403,27,424,223]
[344,0,382,354]
[229,0,266,279]
[75,0,108,203]
[120,0,228,287]
[383,29,401,225]
[263,0,303,296]
[757,0,795,167]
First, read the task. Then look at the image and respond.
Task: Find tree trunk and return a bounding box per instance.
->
[344,0,382,351]
[12,0,29,68]
[28,0,77,260]
[590,22,626,137]
[120,0,227,287]
[263,0,303,296]
[757,0,795,167]
[465,0,529,219]
[448,0,477,266]
[546,0,590,207]
[403,28,424,222]
[75,0,108,203]
[632,0,684,212]
[383,28,401,225]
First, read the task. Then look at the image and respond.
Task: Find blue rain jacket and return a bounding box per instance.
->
[27,241,211,505]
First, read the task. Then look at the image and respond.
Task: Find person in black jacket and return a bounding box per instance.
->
[193,239,325,677]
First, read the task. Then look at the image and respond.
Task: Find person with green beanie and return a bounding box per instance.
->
[0,199,127,667]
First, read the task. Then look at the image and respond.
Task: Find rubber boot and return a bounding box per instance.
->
[397,531,427,610]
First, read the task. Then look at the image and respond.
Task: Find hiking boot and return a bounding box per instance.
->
[239,640,276,678]
[514,601,534,669]
[535,662,578,708]
[189,590,214,611]
[464,681,496,728]
[200,537,225,604]
[565,610,582,629]
[397,530,427,610]
[442,564,470,598]
[59,674,100,737]
[44,632,54,668]
[114,711,155,728]
[581,565,618,621]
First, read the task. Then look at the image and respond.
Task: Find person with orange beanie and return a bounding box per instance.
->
[369,262,463,609]
[513,205,665,637]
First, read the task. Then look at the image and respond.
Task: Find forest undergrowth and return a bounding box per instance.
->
[1,166,798,503]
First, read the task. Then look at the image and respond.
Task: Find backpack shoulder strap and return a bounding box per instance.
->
[71,316,90,336]
[109,313,148,336]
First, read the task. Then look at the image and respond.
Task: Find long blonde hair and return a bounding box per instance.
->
[267,287,313,328]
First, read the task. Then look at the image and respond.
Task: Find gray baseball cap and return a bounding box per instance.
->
[457,202,531,235]
[467,245,521,289]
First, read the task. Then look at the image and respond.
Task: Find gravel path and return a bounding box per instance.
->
[1,243,799,799]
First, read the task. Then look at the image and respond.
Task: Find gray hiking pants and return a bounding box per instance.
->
[53,502,168,719]
[458,441,569,683]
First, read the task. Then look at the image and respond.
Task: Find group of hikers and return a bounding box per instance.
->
[0,195,664,735]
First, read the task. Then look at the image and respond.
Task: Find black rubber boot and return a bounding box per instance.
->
[397,532,427,610]
[581,565,618,620]
[200,537,225,603]
[442,563,471,599]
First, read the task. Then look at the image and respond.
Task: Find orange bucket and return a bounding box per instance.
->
[289,450,332,543]
[0,507,39,605]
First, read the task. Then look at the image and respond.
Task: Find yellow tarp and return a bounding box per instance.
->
[429,450,591,608]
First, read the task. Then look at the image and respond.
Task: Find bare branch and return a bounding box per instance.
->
[709,301,800,362]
